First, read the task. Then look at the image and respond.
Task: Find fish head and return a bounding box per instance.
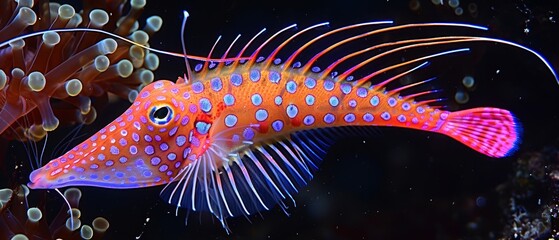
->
[28,80,195,189]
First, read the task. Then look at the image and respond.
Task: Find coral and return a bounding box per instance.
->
[498,144,559,239]
[0,185,110,239]
[0,0,162,141]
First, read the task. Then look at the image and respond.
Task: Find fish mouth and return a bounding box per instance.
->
[28,168,52,189]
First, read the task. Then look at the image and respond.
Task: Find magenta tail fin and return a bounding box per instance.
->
[440,107,522,158]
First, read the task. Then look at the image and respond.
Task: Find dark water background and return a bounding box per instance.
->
[4,0,559,239]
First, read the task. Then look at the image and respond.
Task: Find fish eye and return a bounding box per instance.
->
[149,105,173,125]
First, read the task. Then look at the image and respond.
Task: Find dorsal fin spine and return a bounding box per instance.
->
[215,34,242,74]
[198,35,222,80]
[245,24,297,69]
[230,28,267,70]
[262,22,329,70]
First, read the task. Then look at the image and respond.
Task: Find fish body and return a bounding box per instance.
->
[26,22,528,227]
[27,64,516,186]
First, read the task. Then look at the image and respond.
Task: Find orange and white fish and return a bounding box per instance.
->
[26,18,557,230]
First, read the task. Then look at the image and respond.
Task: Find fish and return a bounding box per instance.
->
[26,19,557,230]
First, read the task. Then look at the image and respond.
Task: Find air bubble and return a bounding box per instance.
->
[454,7,464,15]
[462,75,475,88]
[468,3,477,12]
[455,90,469,104]
[448,0,460,8]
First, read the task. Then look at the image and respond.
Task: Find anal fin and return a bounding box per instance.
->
[159,126,379,228]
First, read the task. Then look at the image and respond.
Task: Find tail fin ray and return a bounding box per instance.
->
[440,107,521,158]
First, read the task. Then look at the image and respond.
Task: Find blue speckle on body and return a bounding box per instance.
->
[329,96,339,107]
[110,146,119,155]
[274,96,283,106]
[323,80,335,91]
[255,109,268,121]
[195,121,211,135]
[305,95,315,106]
[150,157,161,166]
[272,120,284,132]
[340,83,352,94]
[231,73,243,86]
[286,81,297,93]
[324,113,335,124]
[210,77,223,91]
[303,115,315,125]
[144,135,152,142]
[250,69,261,82]
[305,77,316,89]
[381,112,391,120]
[192,82,204,93]
[145,145,154,155]
[251,93,263,106]
[402,102,411,111]
[388,97,397,107]
[199,98,212,113]
[224,94,235,106]
[176,135,187,147]
[357,87,368,98]
[344,113,356,123]
[224,115,238,127]
[363,113,374,122]
[286,104,298,118]
[243,128,255,140]
[370,96,380,106]
[348,99,357,108]
[269,71,280,83]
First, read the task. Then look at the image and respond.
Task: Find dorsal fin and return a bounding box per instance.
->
[180,22,556,108]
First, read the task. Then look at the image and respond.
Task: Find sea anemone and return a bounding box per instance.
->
[0,185,110,239]
[0,0,162,141]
